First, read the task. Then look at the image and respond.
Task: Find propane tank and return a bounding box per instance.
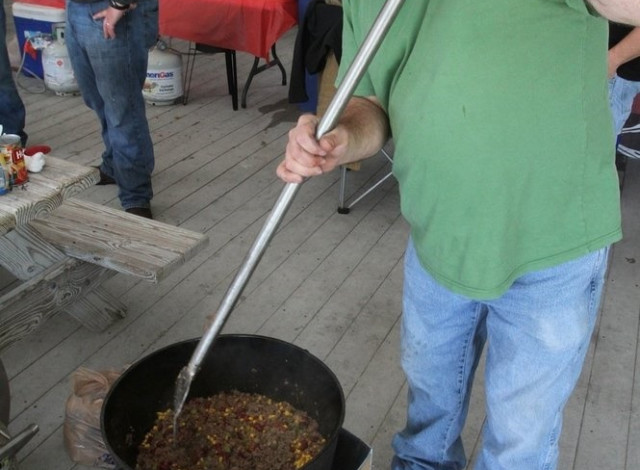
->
[143,40,183,106]
[42,25,79,96]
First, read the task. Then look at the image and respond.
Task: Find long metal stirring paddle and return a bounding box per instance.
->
[172,0,406,431]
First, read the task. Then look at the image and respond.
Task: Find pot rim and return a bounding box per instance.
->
[101,334,346,470]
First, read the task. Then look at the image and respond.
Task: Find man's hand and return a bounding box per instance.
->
[93,4,136,39]
[277,96,390,184]
[277,114,350,184]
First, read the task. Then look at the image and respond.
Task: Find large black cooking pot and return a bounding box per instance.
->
[101,334,345,470]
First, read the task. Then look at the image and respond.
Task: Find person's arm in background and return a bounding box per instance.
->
[588,0,640,25]
[609,26,640,77]
[277,96,390,184]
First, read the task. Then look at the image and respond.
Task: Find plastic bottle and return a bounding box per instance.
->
[0,154,9,195]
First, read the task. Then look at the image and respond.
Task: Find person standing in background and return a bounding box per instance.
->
[0,0,28,146]
[608,23,640,137]
[66,0,158,219]
[609,23,640,164]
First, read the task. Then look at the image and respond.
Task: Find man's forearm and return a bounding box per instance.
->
[610,26,640,68]
[588,0,640,25]
[338,96,391,164]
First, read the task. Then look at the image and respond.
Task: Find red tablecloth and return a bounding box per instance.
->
[159,0,298,61]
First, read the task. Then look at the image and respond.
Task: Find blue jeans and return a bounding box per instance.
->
[65,0,157,210]
[609,74,640,138]
[0,0,27,145]
[392,239,610,470]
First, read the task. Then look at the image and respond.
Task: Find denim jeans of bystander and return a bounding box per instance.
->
[0,0,27,145]
[609,74,640,139]
[65,0,157,211]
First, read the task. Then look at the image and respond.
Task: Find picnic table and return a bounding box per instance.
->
[0,156,208,352]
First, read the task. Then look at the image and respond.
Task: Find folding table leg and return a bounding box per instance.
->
[241,57,260,109]
[241,43,288,108]
[271,44,287,85]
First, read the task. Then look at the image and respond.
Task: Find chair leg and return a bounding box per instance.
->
[182,43,197,105]
[225,50,238,111]
[337,165,350,214]
[337,147,395,214]
[343,170,394,211]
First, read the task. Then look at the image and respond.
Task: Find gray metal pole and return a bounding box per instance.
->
[173,0,406,422]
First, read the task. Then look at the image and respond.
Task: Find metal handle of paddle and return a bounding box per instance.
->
[174,0,406,418]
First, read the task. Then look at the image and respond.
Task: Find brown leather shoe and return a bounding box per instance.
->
[125,207,153,219]
[94,167,116,185]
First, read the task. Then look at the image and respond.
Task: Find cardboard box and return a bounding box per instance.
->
[332,428,373,470]
[12,2,65,78]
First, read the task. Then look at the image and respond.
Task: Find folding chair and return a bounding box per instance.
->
[183,43,238,110]
[337,146,394,214]
[315,50,395,213]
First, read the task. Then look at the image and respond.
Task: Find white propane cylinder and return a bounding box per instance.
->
[143,40,183,105]
[42,25,79,96]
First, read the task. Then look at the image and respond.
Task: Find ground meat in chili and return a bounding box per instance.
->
[136,390,326,470]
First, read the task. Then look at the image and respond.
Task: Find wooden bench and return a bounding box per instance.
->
[0,198,208,351]
[29,198,209,283]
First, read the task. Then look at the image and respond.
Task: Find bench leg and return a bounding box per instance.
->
[0,259,121,352]
[0,226,127,336]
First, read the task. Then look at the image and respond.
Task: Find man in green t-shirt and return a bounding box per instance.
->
[278,1,634,469]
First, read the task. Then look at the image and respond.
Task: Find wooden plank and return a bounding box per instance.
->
[0,184,63,231]
[0,207,16,236]
[0,157,98,236]
[27,156,100,199]
[30,198,209,283]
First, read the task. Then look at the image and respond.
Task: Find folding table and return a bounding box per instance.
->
[159,0,298,108]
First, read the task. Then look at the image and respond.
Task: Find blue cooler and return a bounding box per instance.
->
[12,2,66,78]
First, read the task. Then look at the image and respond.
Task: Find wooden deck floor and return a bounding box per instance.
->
[2,16,639,470]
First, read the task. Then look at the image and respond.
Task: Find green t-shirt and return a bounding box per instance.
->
[338,0,622,299]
